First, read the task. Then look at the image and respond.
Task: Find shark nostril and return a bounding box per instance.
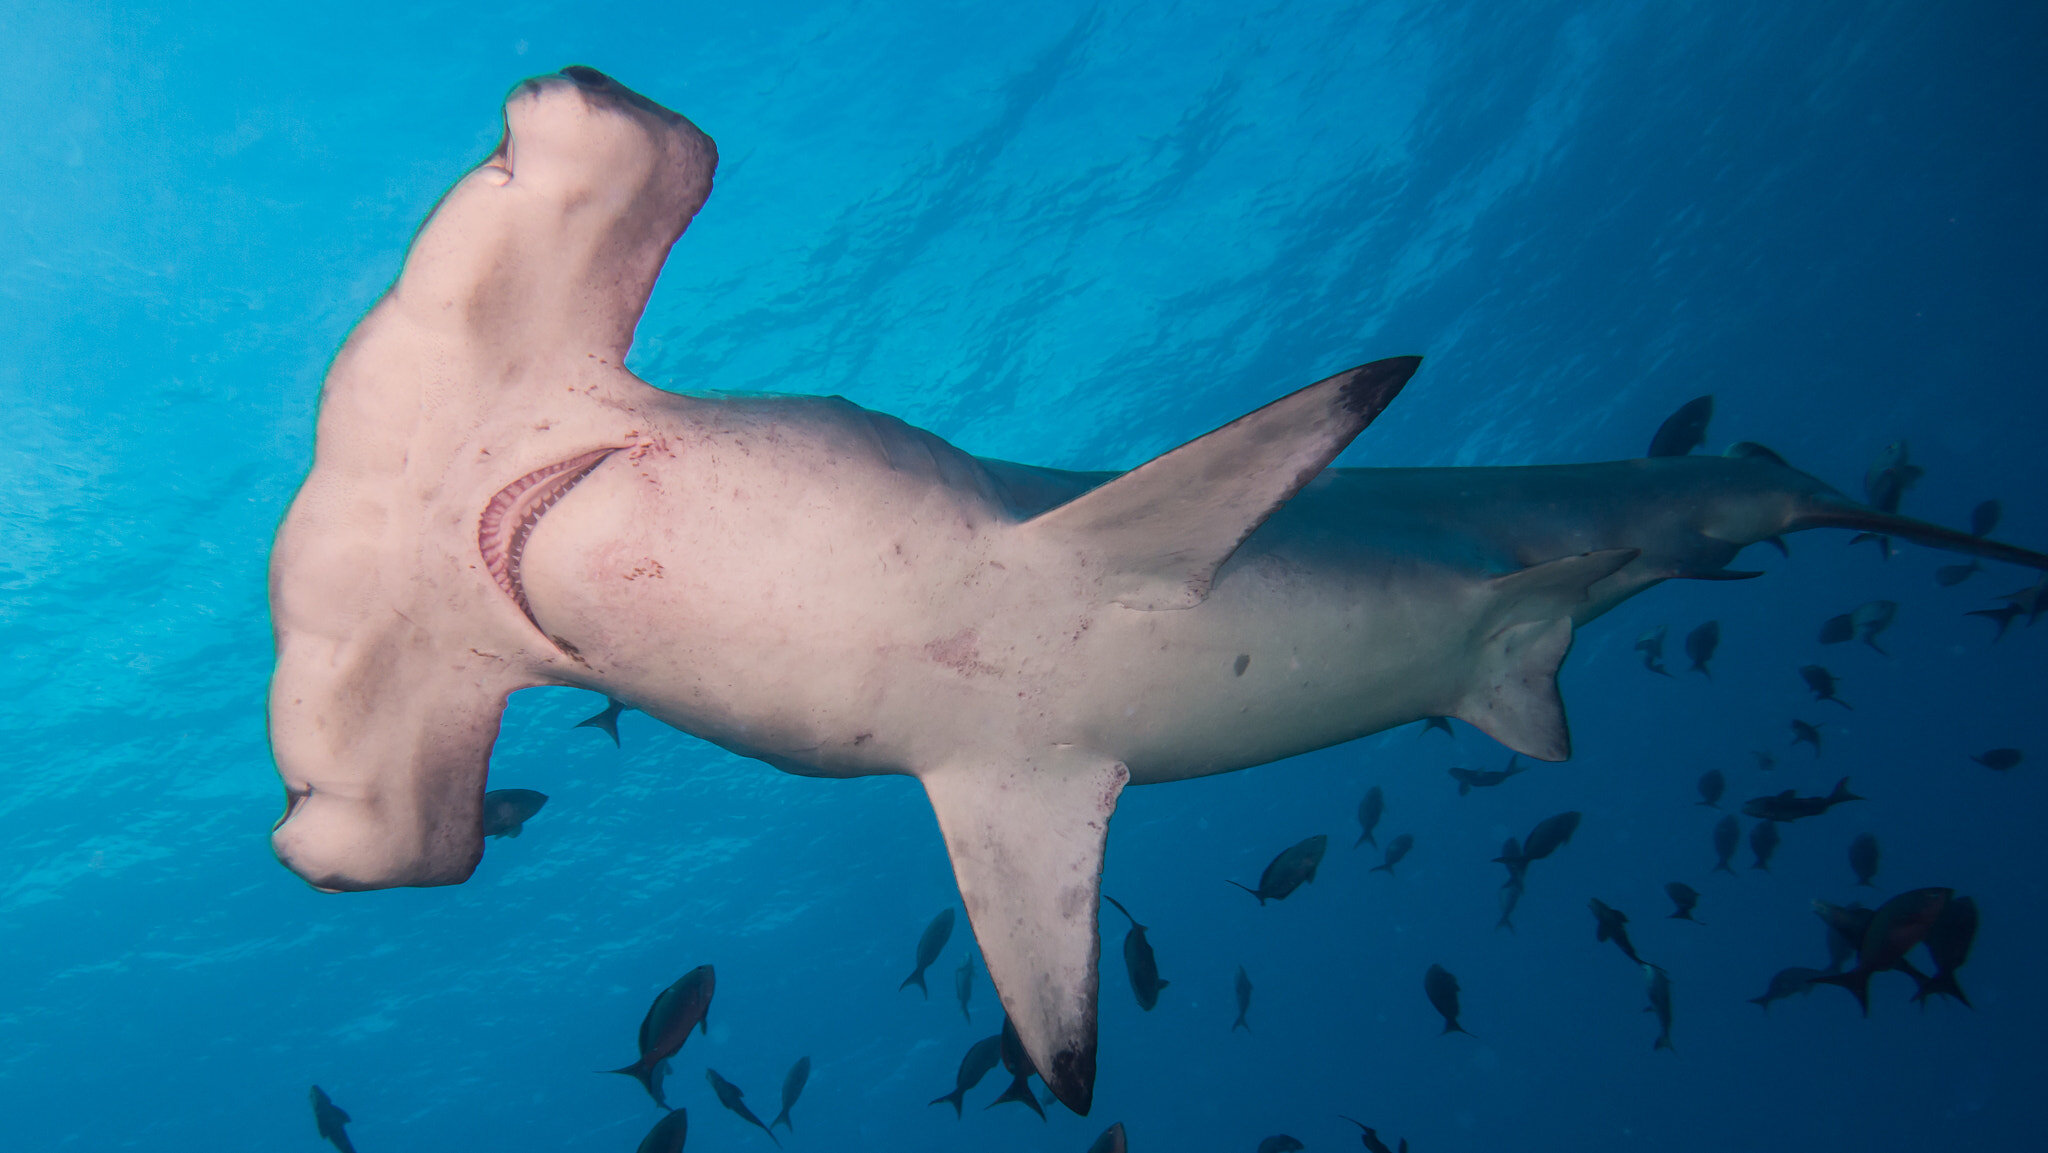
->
[562,65,610,88]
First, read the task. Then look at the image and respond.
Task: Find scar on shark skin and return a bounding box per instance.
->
[266,67,2048,1116]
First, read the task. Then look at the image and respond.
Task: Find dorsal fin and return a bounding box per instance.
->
[1021,356,1420,610]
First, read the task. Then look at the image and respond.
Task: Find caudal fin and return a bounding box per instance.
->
[929,1088,966,1118]
[1828,777,1864,806]
[606,1059,668,1108]
[1226,879,1266,905]
[1795,499,2048,572]
[1810,968,1873,1016]
[1911,969,1972,1009]
[986,1075,1047,1120]
[899,968,929,998]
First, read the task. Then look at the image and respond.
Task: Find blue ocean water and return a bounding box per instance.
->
[4,1,2046,1149]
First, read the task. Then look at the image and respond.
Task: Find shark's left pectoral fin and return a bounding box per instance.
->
[1021,357,1421,609]
[920,750,1129,1116]
[1457,549,1640,761]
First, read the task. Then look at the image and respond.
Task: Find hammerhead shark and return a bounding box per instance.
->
[265,67,2048,1114]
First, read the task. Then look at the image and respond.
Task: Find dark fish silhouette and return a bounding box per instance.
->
[929,1034,1003,1117]
[1813,887,1953,1014]
[955,952,975,1020]
[1684,620,1720,675]
[769,1056,809,1133]
[1589,898,1645,965]
[1790,719,1823,755]
[1643,963,1674,1051]
[1635,625,1672,676]
[1230,834,1329,903]
[1342,1117,1409,1153]
[1424,963,1470,1035]
[310,1086,356,1153]
[1355,786,1385,848]
[1968,602,2024,639]
[1747,966,1825,1011]
[1087,1122,1129,1153]
[1817,612,1855,644]
[1497,874,1526,934]
[1232,965,1254,1032]
[900,907,955,997]
[1798,665,1852,709]
[1971,748,2023,771]
[575,695,629,745]
[610,964,716,1107]
[1741,777,1862,822]
[636,1109,690,1153]
[1911,895,1978,1008]
[1648,395,1713,457]
[1102,896,1169,1011]
[1448,755,1526,796]
[1937,560,1981,587]
[706,1068,781,1147]
[1516,811,1582,863]
[1753,749,1777,772]
[1495,836,1529,889]
[1257,1138,1306,1153]
[1696,768,1725,809]
[481,788,548,838]
[1814,900,1875,974]
[1852,600,1897,653]
[1848,833,1880,887]
[986,1016,1046,1120]
[1710,814,1740,874]
[1418,715,1453,738]
[1370,832,1415,876]
[1991,578,2048,626]
[1849,440,1925,558]
[1749,819,1781,871]
[1972,499,2003,538]
[1664,881,1701,922]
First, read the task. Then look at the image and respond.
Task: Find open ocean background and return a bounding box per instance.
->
[4,1,2046,1149]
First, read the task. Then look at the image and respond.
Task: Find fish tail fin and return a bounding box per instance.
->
[1795,498,2048,571]
[770,1108,792,1133]
[1225,879,1265,904]
[1442,1020,1473,1038]
[1101,894,1138,927]
[1354,832,1376,849]
[986,1075,1047,1120]
[605,1062,665,1108]
[1232,1011,1250,1033]
[1653,1033,1674,1052]
[1829,777,1863,804]
[1811,969,1873,1016]
[1911,970,1972,1009]
[1747,995,1771,1011]
[899,969,928,997]
[574,701,623,746]
[1370,862,1394,874]
[1712,861,1735,874]
[929,1088,966,1118]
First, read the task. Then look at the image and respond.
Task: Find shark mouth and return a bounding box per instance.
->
[479,447,618,627]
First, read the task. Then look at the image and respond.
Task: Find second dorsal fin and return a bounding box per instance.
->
[1021,356,1421,610]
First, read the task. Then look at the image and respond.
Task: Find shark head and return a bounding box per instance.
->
[267,69,715,892]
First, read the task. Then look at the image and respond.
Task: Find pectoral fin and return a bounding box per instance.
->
[1021,357,1420,609]
[920,750,1129,1115]
[1457,550,1639,761]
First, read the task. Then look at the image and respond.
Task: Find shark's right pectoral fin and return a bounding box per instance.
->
[1021,357,1420,610]
[920,750,1129,1116]
[1456,549,1640,761]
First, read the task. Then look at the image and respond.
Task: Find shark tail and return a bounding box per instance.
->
[1794,499,2048,571]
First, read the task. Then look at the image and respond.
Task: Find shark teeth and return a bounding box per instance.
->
[478,447,618,627]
